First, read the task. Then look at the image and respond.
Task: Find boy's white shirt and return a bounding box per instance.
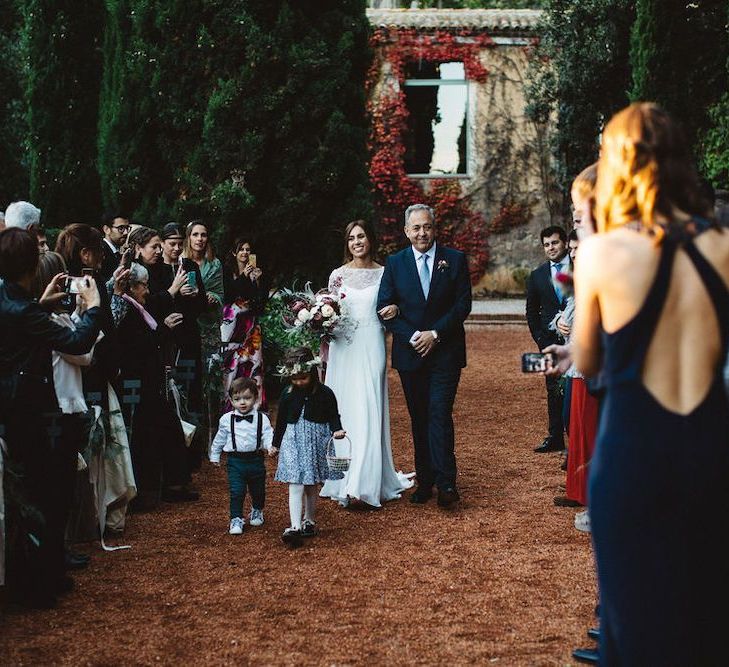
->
[209,408,273,462]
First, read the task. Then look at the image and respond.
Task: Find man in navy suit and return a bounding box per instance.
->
[526,226,569,453]
[377,204,472,507]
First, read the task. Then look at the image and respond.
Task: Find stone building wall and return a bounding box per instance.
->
[367,8,558,292]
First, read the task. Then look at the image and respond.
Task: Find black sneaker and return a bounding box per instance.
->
[301,520,318,538]
[281,528,303,548]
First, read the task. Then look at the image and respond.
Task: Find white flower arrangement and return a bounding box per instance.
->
[275,356,323,377]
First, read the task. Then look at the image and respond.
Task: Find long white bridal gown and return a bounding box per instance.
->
[320,266,414,507]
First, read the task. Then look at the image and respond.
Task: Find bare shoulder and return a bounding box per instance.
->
[693,228,729,283]
[579,231,653,276]
[694,228,729,256]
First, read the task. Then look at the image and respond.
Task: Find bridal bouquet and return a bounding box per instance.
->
[281,282,354,343]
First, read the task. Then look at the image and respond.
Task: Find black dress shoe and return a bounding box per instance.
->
[69,551,91,564]
[572,647,599,664]
[437,487,460,507]
[534,436,565,453]
[410,489,433,504]
[553,496,582,507]
[281,528,303,548]
[65,552,90,571]
[587,627,600,641]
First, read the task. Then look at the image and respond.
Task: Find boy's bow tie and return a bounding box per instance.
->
[234,414,254,423]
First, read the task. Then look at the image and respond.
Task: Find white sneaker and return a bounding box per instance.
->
[575,510,591,533]
[249,509,264,526]
[229,517,244,535]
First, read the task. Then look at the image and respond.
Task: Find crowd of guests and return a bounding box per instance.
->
[0,206,269,609]
[3,101,729,667]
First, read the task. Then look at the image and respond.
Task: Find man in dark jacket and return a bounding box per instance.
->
[526,226,569,453]
[99,211,130,282]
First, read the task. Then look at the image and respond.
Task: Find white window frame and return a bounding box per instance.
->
[403,71,471,179]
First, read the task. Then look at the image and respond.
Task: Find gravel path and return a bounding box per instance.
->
[0,328,595,665]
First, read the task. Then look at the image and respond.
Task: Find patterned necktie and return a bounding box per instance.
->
[552,262,564,304]
[419,254,431,299]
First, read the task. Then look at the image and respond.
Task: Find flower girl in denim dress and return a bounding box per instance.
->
[272,347,346,547]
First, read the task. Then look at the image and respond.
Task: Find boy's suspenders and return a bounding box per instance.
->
[229,411,264,452]
[256,412,263,451]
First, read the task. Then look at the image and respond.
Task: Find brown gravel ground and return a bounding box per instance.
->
[0,328,596,666]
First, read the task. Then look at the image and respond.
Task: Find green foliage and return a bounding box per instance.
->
[190,1,372,283]
[526,0,635,205]
[18,0,104,226]
[630,0,728,154]
[702,91,729,189]
[97,0,372,282]
[0,3,28,204]
[98,0,215,225]
[259,292,321,383]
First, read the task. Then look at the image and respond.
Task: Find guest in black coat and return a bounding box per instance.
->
[0,228,102,608]
[526,225,570,453]
[99,211,130,283]
[115,262,198,506]
[154,223,207,403]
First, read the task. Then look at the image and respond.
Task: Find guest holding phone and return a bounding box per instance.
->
[221,237,269,411]
[183,220,224,424]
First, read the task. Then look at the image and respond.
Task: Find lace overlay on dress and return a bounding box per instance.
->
[329,266,384,293]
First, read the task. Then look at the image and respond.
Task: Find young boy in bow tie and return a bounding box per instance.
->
[210,378,274,534]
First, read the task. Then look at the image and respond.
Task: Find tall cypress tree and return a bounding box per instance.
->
[193,0,372,280]
[0,2,28,205]
[527,0,635,203]
[630,0,728,153]
[98,0,215,223]
[18,0,104,226]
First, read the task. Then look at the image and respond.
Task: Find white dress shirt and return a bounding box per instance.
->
[104,237,120,254]
[209,409,273,462]
[409,243,437,345]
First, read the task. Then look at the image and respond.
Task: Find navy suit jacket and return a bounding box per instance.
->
[377,244,472,372]
[525,260,568,350]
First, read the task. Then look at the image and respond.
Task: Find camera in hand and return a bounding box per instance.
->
[521,352,555,373]
[65,276,88,294]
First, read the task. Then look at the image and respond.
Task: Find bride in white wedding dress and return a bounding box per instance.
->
[320,221,414,507]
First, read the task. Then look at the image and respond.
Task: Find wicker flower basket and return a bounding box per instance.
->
[326,435,351,473]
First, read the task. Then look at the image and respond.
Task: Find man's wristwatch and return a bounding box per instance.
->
[431,330,439,342]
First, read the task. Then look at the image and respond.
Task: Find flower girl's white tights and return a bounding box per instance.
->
[288,484,318,530]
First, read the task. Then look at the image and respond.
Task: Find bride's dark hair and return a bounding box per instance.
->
[343,220,378,263]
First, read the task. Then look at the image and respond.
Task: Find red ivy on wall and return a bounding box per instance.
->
[367,27,495,284]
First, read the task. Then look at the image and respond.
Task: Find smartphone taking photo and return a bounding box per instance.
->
[521,352,555,373]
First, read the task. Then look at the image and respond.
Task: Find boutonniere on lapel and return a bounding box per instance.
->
[437,259,449,272]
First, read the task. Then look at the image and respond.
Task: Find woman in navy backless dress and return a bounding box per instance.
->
[573,103,729,666]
